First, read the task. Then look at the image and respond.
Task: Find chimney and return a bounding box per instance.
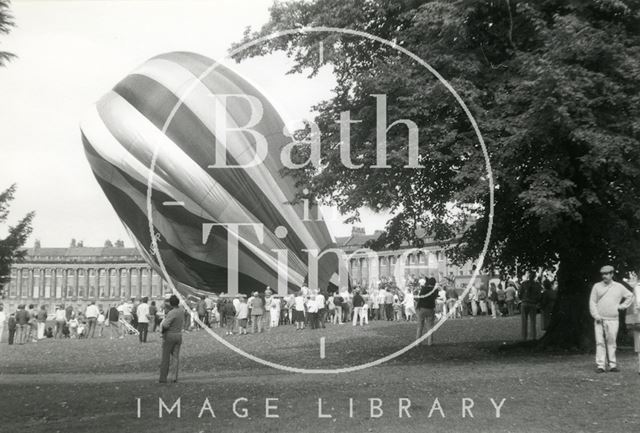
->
[351,226,365,236]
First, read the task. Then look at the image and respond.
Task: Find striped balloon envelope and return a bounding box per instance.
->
[80,52,344,297]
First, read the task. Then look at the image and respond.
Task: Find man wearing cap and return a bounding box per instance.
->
[589,265,633,373]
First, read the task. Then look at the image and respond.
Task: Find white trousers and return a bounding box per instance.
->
[595,319,619,369]
[37,322,45,339]
[270,309,279,327]
[352,307,362,326]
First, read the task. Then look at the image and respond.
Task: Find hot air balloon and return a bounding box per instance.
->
[80,52,343,297]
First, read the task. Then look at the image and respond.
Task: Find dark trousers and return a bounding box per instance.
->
[159,333,182,382]
[8,328,15,345]
[386,304,393,320]
[309,312,318,329]
[138,322,149,342]
[87,317,97,338]
[317,309,326,328]
[521,303,537,341]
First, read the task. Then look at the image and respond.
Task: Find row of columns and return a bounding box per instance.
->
[8,266,165,302]
[349,250,448,287]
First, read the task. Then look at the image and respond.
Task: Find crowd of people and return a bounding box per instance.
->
[184,270,560,346]
[0,296,168,345]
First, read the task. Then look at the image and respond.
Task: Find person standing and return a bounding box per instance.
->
[589,265,633,373]
[505,282,518,316]
[624,272,640,374]
[415,277,438,345]
[85,301,99,338]
[148,301,158,332]
[270,295,281,328]
[137,297,150,343]
[159,295,184,383]
[540,280,557,331]
[352,289,365,326]
[519,271,542,341]
[384,288,394,321]
[0,305,5,344]
[307,294,319,329]
[15,305,30,345]
[236,298,249,335]
[293,291,306,330]
[8,312,16,345]
[332,292,343,325]
[315,291,326,329]
[250,292,264,333]
[107,303,122,339]
[27,305,37,342]
[468,285,478,316]
[54,305,66,339]
[36,305,47,339]
[196,296,207,329]
[97,307,106,337]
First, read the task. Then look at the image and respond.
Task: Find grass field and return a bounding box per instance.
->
[1,316,638,433]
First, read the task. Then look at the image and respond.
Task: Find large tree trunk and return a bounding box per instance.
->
[539,254,594,350]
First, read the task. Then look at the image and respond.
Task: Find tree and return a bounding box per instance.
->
[0,185,35,296]
[0,0,15,67]
[233,0,640,349]
[70,238,77,248]
[104,239,113,248]
[114,239,125,248]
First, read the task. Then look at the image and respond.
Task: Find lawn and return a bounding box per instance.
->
[0,316,638,433]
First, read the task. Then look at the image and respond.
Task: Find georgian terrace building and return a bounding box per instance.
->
[3,228,476,311]
[3,246,169,313]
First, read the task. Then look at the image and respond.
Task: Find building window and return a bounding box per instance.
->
[9,269,18,297]
[32,269,40,298]
[77,269,85,298]
[55,269,64,298]
[151,270,161,297]
[130,269,139,298]
[120,269,129,299]
[87,269,96,298]
[110,269,119,297]
[21,269,30,297]
[98,269,107,298]
[66,270,76,298]
[44,269,52,298]
[141,268,150,297]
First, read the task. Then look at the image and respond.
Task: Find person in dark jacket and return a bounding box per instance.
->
[519,270,542,341]
[415,277,439,346]
[8,313,16,345]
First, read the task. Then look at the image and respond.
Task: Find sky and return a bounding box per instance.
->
[0,0,389,248]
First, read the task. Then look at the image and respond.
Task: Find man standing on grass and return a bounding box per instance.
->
[589,265,633,373]
[159,295,184,383]
[519,270,542,341]
[15,304,30,345]
[85,301,99,338]
[137,297,150,343]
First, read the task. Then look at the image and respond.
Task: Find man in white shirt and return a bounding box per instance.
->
[315,292,326,328]
[589,265,633,372]
[136,297,151,343]
[121,300,133,324]
[85,301,99,338]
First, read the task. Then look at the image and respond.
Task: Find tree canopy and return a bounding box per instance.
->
[0,0,14,66]
[0,185,35,290]
[233,0,640,347]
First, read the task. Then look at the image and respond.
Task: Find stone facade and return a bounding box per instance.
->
[4,246,168,312]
